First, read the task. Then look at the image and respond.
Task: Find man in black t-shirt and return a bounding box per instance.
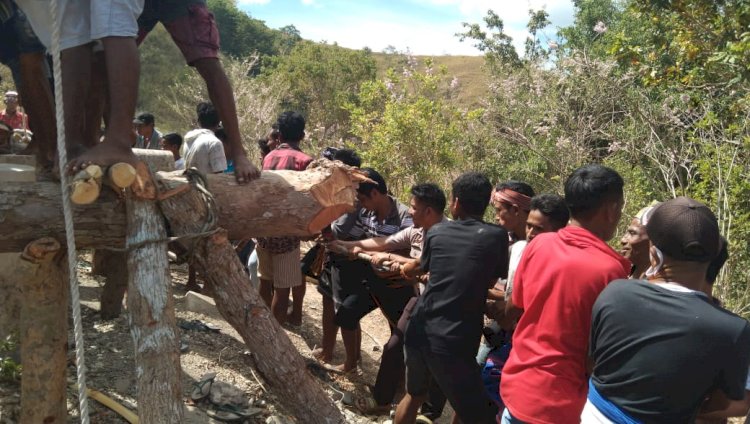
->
[585,197,750,423]
[394,172,509,424]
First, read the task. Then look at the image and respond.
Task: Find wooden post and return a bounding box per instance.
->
[18,237,67,424]
[125,171,183,423]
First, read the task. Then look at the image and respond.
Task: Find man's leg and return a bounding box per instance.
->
[394,345,431,424]
[287,276,305,326]
[82,48,107,148]
[315,295,336,362]
[372,296,418,406]
[60,45,91,158]
[256,247,274,307]
[334,291,375,373]
[17,52,55,168]
[192,57,257,184]
[271,287,290,325]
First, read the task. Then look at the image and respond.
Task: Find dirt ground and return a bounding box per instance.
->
[0,253,453,424]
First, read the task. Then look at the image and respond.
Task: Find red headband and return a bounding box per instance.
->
[492,188,532,212]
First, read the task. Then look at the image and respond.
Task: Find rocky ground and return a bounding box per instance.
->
[0,253,452,423]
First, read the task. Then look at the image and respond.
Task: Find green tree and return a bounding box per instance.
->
[458,10,521,69]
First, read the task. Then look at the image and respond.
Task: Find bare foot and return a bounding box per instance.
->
[286,313,302,327]
[330,361,358,374]
[66,142,137,175]
[312,347,333,364]
[233,155,260,184]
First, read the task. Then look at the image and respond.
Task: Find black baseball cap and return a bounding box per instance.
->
[646,196,720,262]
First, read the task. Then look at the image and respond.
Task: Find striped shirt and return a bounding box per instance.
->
[348,196,413,240]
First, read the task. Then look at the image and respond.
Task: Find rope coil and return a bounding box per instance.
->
[49,0,90,422]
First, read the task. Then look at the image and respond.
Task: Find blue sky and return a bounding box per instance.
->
[238,0,576,56]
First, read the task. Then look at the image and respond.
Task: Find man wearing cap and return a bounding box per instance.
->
[500,164,631,424]
[0,91,28,131]
[583,197,750,423]
[133,112,161,149]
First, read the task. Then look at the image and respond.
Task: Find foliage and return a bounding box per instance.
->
[0,335,20,383]
[265,41,377,142]
[207,0,297,58]
[457,10,521,70]
[346,57,482,197]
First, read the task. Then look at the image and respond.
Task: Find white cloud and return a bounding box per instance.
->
[237,0,271,5]
[301,0,316,4]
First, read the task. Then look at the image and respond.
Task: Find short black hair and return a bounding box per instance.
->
[134,112,155,126]
[706,237,728,285]
[357,167,388,196]
[332,148,362,167]
[196,102,220,129]
[276,111,305,143]
[564,164,624,218]
[530,194,570,229]
[452,172,492,216]
[495,180,535,198]
[162,132,182,149]
[214,127,228,143]
[411,183,446,214]
[257,138,271,156]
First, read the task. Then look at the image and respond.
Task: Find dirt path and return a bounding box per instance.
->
[0,253,453,423]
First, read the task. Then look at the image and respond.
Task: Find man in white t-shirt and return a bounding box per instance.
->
[182,102,226,175]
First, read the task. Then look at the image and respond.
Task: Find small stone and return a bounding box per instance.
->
[372,345,380,352]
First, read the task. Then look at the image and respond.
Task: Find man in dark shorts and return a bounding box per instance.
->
[395,172,509,424]
[331,168,413,373]
[137,0,259,183]
[584,197,750,423]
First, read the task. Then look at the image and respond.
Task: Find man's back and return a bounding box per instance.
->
[262,143,311,171]
[406,219,508,358]
[183,128,226,174]
[501,225,630,424]
[590,280,750,422]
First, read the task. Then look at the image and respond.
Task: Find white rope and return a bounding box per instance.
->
[49,1,90,422]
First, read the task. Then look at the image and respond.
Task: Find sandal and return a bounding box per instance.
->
[354,395,391,416]
[207,404,263,422]
[190,372,216,401]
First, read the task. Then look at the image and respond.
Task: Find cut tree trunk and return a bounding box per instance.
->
[157,177,345,423]
[125,189,183,423]
[200,230,345,424]
[18,237,67,424]
[0,161,359,252]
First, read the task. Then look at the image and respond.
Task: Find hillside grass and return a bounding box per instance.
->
[372,53,488,108]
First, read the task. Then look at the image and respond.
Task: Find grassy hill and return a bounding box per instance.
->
[372,53,488,108]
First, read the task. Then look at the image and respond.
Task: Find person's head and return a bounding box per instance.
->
[450,172,492,220]
[331,148,362,167]
[645,197,721,287]
[492,180,535,239]
[620,203,660,276]
[133,112,155,137]
[196,102,220,129]
[526,194,569,241]
[257,138,272,160]
[409,183,446,229]
[160,132,182,159]
[564,164,624,241]
[276,111,305,144]
[4,91,17,112]
[356,168,389,212]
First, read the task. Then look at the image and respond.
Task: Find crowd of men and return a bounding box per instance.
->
[1,1,749,423]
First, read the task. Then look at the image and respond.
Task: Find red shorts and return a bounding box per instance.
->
[137,3,219,65]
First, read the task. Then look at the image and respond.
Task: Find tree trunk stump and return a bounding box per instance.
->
[18,237,67,424]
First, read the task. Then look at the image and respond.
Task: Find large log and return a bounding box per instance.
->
[125,189,183,422]
[18,237,67,424]
[158,177,345,423]
[0,161,359,252]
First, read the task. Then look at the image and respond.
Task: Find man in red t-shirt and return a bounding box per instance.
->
[257,111,312,326]
[500,164,631,424]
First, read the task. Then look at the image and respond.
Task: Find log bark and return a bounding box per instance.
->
[18,237,67,424]
[0,161,359,252]
[125,189,183,423]
[132,148,175,172]
[157,176,345,422]
[198,230,345,424]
